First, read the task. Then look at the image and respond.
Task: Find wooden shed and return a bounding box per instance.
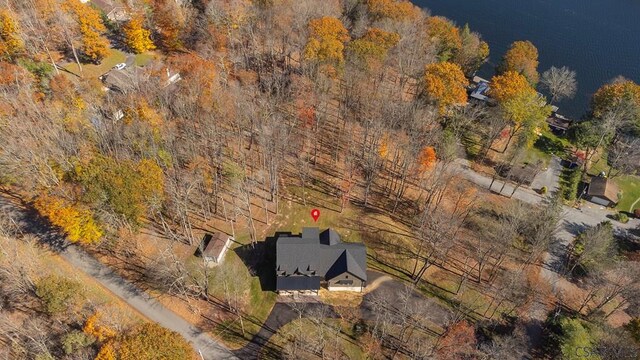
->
[200,232,233,267]
[586,176,619,207]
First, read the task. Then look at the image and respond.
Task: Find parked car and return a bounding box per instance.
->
[113,63,126,70]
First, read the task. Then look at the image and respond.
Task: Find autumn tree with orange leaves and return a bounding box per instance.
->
[423,61,468,114]
[417,146,436,173]
[366,0,420,21]
[303,17,349,64]
[437,320,478,360]
[152,0,185,52]
[34,194,103,244]
[498,40,540,85]
[426,16,462,61]
[591,78,640,120]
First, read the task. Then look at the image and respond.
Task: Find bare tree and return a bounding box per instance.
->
[540,66,577,104]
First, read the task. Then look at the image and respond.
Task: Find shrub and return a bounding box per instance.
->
[613,212,629,224]
[119,323,195,360]
[540,186,548,194]
[634,208,640,218]
[62,331,95,354]
[35,275,83,315]
[561,168,581,201]
[628,318,640,343]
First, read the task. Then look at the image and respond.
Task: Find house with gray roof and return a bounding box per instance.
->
[275,228,367,294]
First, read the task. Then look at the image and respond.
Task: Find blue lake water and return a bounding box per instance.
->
[414,0,640,118]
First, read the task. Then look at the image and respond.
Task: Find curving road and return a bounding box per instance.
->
[0,192,237,360]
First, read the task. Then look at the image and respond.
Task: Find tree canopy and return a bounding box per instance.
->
[118,323,195,360]
[423,61,468,113]
[366,0,421,21]
[426,16,462,62]
[123,14,156,54]
[498,40,539,85]
[347,28,400,70]
[0,10,24,60]
[62,0,110,63]
[304,17,350,64]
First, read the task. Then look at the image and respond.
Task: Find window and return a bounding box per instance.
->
[335,280,353,285]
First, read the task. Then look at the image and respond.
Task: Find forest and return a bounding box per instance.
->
[1,0,640,359]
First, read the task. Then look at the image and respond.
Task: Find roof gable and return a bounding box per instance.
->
[275,228,367,284]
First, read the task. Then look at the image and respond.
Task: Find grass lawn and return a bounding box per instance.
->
[265,318,364,359]
[586,150,640,212]
[614,175,640,212]
[185,248,276,349]
[134,52,156,67]
[62,48,127,79]
[526,130,571,166]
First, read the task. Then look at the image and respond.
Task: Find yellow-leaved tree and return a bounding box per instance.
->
[119,323,195,360]
[0,10,24,60]
[426,16,462,62]
[366,0,420,22]
[591,78,640,118]
[34,194,103,244]
[489,71,552,151]
[62,0,110,63]
[123,14,156,54]
[94,341,117,360]
[498,40,539,85]
[303,17,349,64]
[346,28,400,70]
[83,312,117,342]
[423,61,468,114]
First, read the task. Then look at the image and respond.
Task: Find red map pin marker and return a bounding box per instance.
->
[311,209,320,222]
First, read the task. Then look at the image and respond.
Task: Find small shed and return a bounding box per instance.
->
[587,176,619,207]
[200,232,233,267]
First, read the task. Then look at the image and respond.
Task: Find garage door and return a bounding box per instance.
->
[589,196,609,206]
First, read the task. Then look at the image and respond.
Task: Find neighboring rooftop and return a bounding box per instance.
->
[588,176,619,203]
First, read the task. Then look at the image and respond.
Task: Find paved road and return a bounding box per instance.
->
[0,193,237,360]
[531,155,562,194]
[452,158,639,302]
[62,246,238,360]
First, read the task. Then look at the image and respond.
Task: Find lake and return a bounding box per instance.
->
[414,0,640,118]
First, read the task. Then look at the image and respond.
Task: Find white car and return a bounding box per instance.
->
[113,63,126,70]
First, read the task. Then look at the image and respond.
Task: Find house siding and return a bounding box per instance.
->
[327,272,364,292]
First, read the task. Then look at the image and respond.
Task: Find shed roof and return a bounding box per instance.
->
[588,176,619,203]
[202,232,229,258]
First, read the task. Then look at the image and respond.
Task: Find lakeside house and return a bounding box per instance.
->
[275,228,367,295]
[586,176,619,207]
[468,76,574,131]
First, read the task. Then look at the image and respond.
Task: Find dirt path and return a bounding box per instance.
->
[0,193,237,360]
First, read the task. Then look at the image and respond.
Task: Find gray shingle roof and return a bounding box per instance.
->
[275,228,367,291]
[277,276,321,291]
